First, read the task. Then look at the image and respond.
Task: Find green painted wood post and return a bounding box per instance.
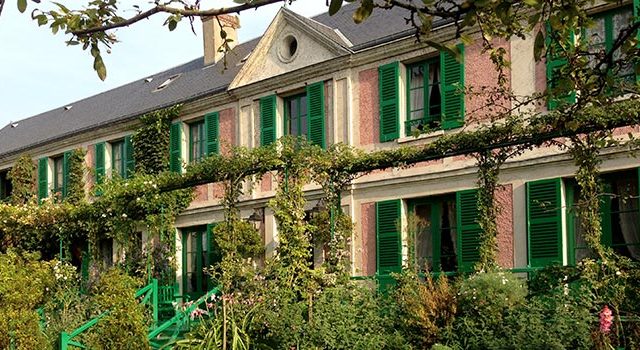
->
[59,332,71,350]
[152,278,159,327]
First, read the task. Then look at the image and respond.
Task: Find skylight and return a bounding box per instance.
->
[154,74,181,91]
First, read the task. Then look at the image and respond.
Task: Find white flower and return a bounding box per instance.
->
[122,213,128,218]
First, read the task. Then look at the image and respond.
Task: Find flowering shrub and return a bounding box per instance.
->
[393,271,456,348]
[0,251,55,350]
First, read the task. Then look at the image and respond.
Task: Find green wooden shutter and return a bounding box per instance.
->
[260,95,277,146]
[169,122,182,173]
[527,178,563,267]
[376,199,402,275]
[62,151,71,199]
[205,112,220,155]
[306,81,326,148]
[95,143,105,185]
[206,223,222,290]
[378,62,400,142]
[441,45,465,130]
[456,189,481,272]
[124,135,135,179]
[546,24,576,110]
[37,157,48,202]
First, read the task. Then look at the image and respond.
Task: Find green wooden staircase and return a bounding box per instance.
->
[57,279,220,350]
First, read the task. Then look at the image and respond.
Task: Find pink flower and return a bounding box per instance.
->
[599,305,614,333]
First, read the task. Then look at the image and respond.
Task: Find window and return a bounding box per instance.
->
[567,169,640,263]
[375,190,479,283]
[189,120,206,163]
[260,81,325,148]
[406,58,442,135]
[181,224,221,300]
[170,113,219,172]
[547,5,636,109]
[0,170,12,202]
[53,156,64,196]
[378,48,464,142]
[111,140,125,178]
[584,6,634,83]
[409,196,457,273]
[95,137,133,183]
[284,93,308,137]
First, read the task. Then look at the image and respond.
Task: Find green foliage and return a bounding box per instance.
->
[132,105,180,175]
[7,154,36,205]
[303,284,408,350]
[175,294,254,350]
[449,272,527,349]
[83,268,149,350]
[0,251,54,350]
[65,148,86,205]
[252,282,409,350]
[446,271,594,350]
[393,271,457,348]
[41,260,93,347]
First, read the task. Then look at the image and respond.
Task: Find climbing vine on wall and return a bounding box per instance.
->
[7,154,36,205]
[132,105,181,175]
[65,148,86,205]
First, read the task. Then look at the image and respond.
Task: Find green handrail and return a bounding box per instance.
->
[59,279,159,350]
[148,287,220,349]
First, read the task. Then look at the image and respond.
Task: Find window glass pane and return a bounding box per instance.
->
[299,95,307,117]
[187,233,197,293]
[190,122,204,162]
[609,173,640,260]
[201,233,208,291]
[414,203,433,271]
[288,98,298,136]
[54,158,64,192]
[612,10,634,80]
[112,142,123,177]
[299,95,307,137]
[428,63,442,121]
[410,90,425,119]
[440,200,457,272]
[409,65,425,89]
[409,65,425,117]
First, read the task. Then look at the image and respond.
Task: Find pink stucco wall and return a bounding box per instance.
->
[260,173,272,192]
[496,184,514,268]
[219,107,236,155]
[358,68,378,147]
[464,39,512,122]
[212,183,224,198]
[360,202,377,276]
[194,184,208,202]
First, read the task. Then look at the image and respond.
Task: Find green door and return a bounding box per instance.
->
[182,227,209,301]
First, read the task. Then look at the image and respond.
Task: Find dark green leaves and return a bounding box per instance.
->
[17,0,28,13]
[329,0,343,15]
[353,0,373,24]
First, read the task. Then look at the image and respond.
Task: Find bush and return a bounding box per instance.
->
[304,284,408,350]
[251,282,409,350]
[393,271,456,348]
[448,271,527,349]
[446,271,594,350]
[83,268,149,350]
[0,251,54,350]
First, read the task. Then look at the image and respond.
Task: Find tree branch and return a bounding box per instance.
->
[71,0,286,36]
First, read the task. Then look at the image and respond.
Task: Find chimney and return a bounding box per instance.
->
[203,15,241,66]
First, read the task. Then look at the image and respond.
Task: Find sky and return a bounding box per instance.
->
[0,0,329,127]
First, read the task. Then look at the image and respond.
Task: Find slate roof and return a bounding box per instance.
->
[0,2,421,159]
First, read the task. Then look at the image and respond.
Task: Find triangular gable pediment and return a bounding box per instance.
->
[229,8,352,90]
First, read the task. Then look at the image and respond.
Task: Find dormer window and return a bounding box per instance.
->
[154,74,181,91]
